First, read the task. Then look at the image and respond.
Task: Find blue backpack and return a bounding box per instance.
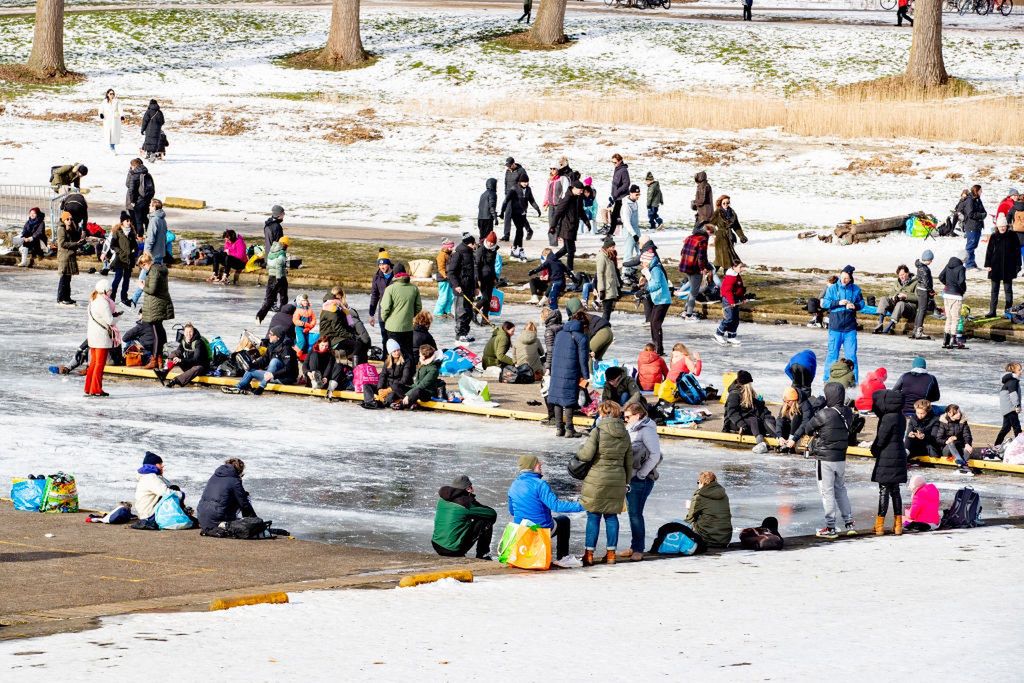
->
[154,493,193,530]
[675,373,706,405]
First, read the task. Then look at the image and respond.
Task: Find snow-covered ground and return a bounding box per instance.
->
[2,524,1022,679]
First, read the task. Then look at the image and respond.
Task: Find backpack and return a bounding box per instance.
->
[141,172,155,198]
[939,487,982,530]
[201,516,273,539]
[675,373,706,405]
[500,364,534,384]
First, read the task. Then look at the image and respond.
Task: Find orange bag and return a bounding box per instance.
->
[125,350,143,367]
[506,524,552,570]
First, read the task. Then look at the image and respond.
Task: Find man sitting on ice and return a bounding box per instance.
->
[507,455,584,561]
[431,475,497,560]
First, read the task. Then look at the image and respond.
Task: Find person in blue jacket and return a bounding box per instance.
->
[822,265,865,383]
[507,454,584,560]
[643,260,673,356]
[528,248,567,310]
[785,349,818,390]
[547,310,591,437]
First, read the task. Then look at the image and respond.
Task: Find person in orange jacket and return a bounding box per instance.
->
[636,342,668,391]
[854,367,888,412]
[293,293,318,354]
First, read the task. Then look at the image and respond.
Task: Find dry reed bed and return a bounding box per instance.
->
[422,93,1024,147]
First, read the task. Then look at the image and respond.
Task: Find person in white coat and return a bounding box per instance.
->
[134,451,183,521]
[100,89,124,153]
[86,279,120,396]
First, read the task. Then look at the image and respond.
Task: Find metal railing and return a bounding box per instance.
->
[0,184,67,236]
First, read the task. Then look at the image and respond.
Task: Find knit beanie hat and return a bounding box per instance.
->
[462,233,476,245]
[921,249,934,262]
[841,264,855,276]
[385,339,401,354]
[441,238,455,249]
[736,370,753,385]
[909,474,926,492]
[645,172,654,181]
[911,356,926,370]
[142,451,163,466]
[783,386,799,402]
[271,205,285,218]
[517,454,539,471]
[565,297,582,316]
[452,474,472,490]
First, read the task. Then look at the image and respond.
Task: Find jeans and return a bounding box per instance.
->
[824,329,859,383]
[57,273,73,302]
[943,443,968,466]
[236,357,284,390]
[110,264,131,300]
[434,281,454,316]
[647,205,663,231]
[585,512,620,551]
[990,279,1013,315]
[685,272,704,315]
[548,279,565,310]
[965,229,981,268]
[816,460,853,528]
[717,303,740,337]
[626,477,655,552]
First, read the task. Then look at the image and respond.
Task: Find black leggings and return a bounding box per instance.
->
[996,411,1022,446]
[877,483,903,517]
[650,303,670,356]
[152,322,167,359]
[550,515,571,560]
[602,297,616,320]
[990,279,1013,315]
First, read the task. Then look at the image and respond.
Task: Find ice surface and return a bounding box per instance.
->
[2,270,1023,555]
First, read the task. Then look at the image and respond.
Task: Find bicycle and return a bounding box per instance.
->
[880,0,897,10]
[637,0,672,8]
[990,0,1013,14]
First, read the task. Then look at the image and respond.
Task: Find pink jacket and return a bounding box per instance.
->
[225,236,247,261]
[906,483,940,527]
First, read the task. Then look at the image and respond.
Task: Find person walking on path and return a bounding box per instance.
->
[431,475,497,559]
[125,158,155,233]
[447,235,479,343]
[870,389,908,536]
[822,265,865,383]
[645,172,664,231]
[500,175,541,259]
[86,279,120,397]
[691,171,713,226]
[595,236,620,320]
[714,259,746,346]
[577,400,633,567]
[984,214,1020,318]
[140,99,164,162]
[939,252,967,349]
[709,195,747,276]
[502,158,528,241]
[477,178,498,241]
[256,237,290,324]
[742,0,753,20]
[896,0,913,26]
[962,185,987,269]
[786,382,856,539]
[622,402,661,561]
[517,0,532,22]
[609,154,630,236]
[100,88,124,153]
[553,181,589,271]
[56,211,84,306]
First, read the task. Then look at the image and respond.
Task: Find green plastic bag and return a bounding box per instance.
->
[40,472,79,513]
[497,522,520,564]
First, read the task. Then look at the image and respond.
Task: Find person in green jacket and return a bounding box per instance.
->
[645,172,664,231]
[257,236,290,324]
[685,471,733,549]
[139,252,174,368]
[601,366,647,412]
[397,344,442,409]
[873,264,918,334]
[577,401,633,567]
[482,321,516,369]
[380,263,422,362]
[431,474,497,559]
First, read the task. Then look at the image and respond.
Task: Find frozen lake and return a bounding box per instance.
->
[2,269,1023,554]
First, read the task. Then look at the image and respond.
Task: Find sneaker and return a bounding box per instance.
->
[476,553,495,561]
[57,300,77,307]
[844,521,857,536]
[552,554,583,568]
[725,336,742,346]
[221,386,247,395]
[457,335,475,343]
[815,527,838,539]
[681,313,699,323]
[751,441,768,454]
[806,320,821,328]
[958,465,974,476]
[712,332,728,346]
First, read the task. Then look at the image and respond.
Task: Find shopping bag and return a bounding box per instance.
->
[353,362,380,392]
[10,478,46,512]
[497,522,520,564]
[591,359,622,389]
[500,521,552,570]
[653,379,678,403]
[489,290,504,317]
[653,521,698,555]
[720,371,737,404]
[154,493,193,530]
[40,472,78,513]
[458,374,491,402]
[441,348,476,376]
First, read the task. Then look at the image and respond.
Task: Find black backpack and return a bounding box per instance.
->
[938,487,982,530]
[201,516,274,539]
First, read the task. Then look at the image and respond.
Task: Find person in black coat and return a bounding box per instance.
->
[477,178,498,240]
[961,184,986,268]
[474,233,500,323]
[125,158,156,233]
[905,398,941,457]
[264,206,285,255]
[19,207,47,266]
[447,235,479,341]
[552,182,589,271]
[157,322,210,388]
[140,99,165,160]
[893,356,941,416]
[197,459,257,533]
[499,175,541,253]
[870,389,908,535]
[984,216,1021,317]
[412,311,437,351]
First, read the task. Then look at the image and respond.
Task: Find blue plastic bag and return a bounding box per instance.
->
[591,359,622,389]
[11,479,46,512]
[440,349,475,376]
[656,521,698,555]
[488,289,505,318]
[154,493,193,530]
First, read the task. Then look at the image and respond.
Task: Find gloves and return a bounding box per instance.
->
[99,113,104,120]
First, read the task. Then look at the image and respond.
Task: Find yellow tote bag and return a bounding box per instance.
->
[720,372,737,403]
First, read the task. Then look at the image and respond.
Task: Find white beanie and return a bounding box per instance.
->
[95,279,111,293]
[386,339,401,354]
[997,214,1008,228]
[909,474,926,492]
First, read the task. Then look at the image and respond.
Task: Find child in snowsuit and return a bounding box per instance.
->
[996,362,1022,447]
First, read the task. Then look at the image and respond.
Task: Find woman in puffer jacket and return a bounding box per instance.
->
[576,401,633,567]
[512,321,545,380]
[870,389,908,536]
[547,310,590,438]
[85,279,120,396]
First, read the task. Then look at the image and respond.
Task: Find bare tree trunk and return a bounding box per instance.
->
[530,0,568,46]
[323,0,366,66]
[25,0,67,78]
[905,0,947,88]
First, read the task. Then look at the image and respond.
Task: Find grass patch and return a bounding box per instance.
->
[485,30,575,53]
[0,65,83,101]
[432,214,461,224]
[276,48,379,72]
[261,91,325,101]
[835,75,977,101]
[323,121,383,145]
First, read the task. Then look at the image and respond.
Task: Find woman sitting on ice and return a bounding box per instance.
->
[902,475,940,532]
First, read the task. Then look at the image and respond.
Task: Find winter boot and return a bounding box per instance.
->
[142,356,162,371]
[582,550,594,567]
[942,333,952,349]
[874,515,885,536]
[911,327,930,340]
[872,320,885,334]
[153,368,169,386]
[604,550,616,565]
[882,321,896,335]
[894,515,903,536]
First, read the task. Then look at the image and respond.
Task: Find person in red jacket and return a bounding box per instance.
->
[896,0,913,26]
[996,188,1019,223]
[854,367,888,412]
[668,342,702,382]
[636,342,668,391]
[714,259,745,346]
[903,474,940,531]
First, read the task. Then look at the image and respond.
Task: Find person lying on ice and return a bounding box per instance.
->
[431,474,497,560]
